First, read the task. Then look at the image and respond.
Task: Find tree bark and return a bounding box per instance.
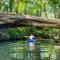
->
[0,13,60,28]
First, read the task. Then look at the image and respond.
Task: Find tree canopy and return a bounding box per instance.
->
[0,0,60,18]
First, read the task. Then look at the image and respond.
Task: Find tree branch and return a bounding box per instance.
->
[0,13,60,28]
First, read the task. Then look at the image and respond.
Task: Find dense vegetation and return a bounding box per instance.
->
[0,0,60,42]
[0,0,60,18]
[0,0,60,60]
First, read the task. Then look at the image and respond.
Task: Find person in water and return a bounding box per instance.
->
[27,34,36,51]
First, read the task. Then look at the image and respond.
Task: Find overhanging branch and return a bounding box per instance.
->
[0,13,60,28]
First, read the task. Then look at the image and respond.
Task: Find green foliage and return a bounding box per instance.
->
[0,0,59,40]
[0,0,60,18]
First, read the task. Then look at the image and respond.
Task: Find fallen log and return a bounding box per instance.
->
[0,13,60,28]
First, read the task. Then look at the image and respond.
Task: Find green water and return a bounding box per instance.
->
[0,41,56,60]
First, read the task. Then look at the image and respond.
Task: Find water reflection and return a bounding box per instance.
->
[0,41,56,60]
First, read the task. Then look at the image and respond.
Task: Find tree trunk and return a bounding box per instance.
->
[0,13,60,28]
